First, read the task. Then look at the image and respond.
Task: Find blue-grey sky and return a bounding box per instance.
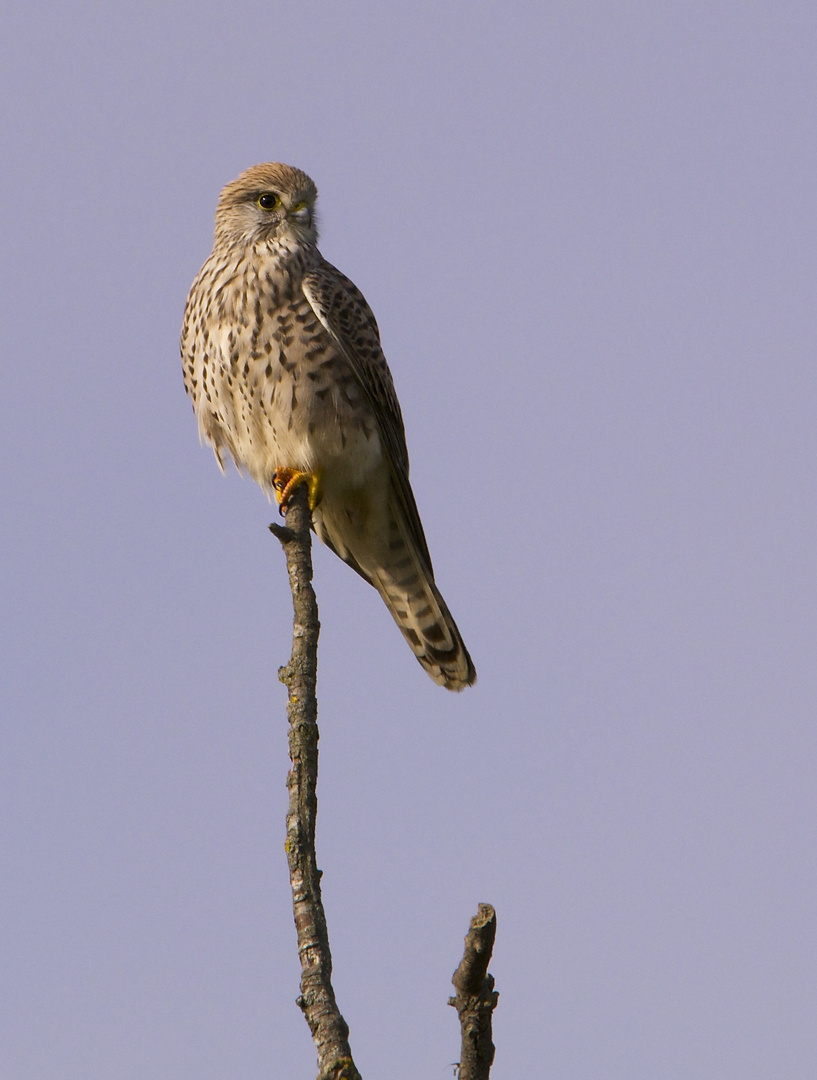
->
[2,3,816,1077]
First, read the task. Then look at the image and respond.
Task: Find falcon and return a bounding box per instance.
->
[181,164,475,690]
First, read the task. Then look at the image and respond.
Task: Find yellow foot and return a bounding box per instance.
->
[272,468,322,516]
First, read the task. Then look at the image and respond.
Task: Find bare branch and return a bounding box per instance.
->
[449,904,499,1080]
[270,484,361,1080]
[272,488,497,1079]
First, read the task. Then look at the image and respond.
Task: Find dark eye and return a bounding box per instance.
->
[257,192,280,210]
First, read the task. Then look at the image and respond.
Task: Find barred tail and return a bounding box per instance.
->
[371,506,476,692]
[314,483,476,690]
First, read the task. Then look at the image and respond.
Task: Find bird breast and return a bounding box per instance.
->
[184,264,383,498]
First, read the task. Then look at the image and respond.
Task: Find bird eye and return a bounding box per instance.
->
[257,192,280,211]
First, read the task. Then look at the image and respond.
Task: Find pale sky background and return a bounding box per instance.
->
[2,3,816,1078]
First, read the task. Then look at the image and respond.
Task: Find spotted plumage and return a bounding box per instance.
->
[181,163,475,690]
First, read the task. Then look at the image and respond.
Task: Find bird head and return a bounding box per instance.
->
[214,162,318,248]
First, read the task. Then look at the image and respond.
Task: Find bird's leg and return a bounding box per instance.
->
[272,468,322,515]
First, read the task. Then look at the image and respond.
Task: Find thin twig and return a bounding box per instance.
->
[449,904,499,1080]
[270,483,361,1080]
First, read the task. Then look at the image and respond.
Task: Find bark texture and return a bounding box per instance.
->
[270,484,361,1080]
[449,904,499,1080]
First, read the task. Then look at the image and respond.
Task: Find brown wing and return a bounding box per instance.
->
[302,258,434,573]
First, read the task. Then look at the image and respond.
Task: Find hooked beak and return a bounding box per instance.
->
[289,201,312,228]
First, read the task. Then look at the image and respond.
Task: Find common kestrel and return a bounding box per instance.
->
[181,163,476,690]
